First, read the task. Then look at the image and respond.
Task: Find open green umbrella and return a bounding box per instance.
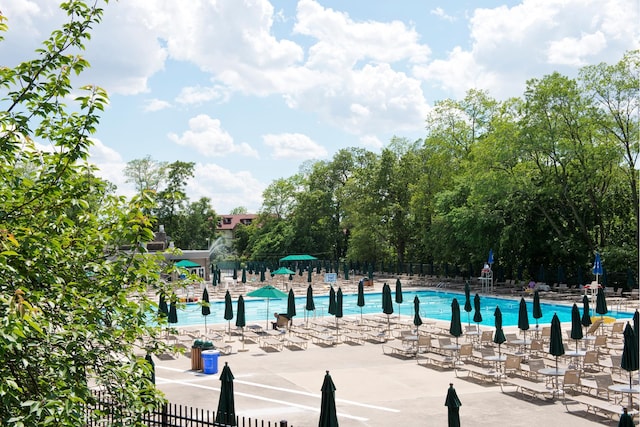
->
[395,278,403,318]
[216,362,236,426]
[202,288,211,332]
[473,294,482,327]
[328,287,337,316]
[286,288,296,327]
[246,285,288,329]
[532,290,543,334]
[357,280,365,323]
[518,297,530,350]
[549,313,565,374]
[494,306,506,358]
[236,295,247,351]
[335,288,343,340]
[596,287,608,320]
[382,283,394,336]
[444,383,461,427]
[570,303,583,353]
[224,290,233,339]
[305,285,315,326]
[319,370,339,427]
[464,282,472,328]
[272,266,296,289]
[621,322,639,391]
[450,298,462,353]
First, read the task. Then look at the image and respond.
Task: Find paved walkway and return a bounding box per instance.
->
[154,320,624,426]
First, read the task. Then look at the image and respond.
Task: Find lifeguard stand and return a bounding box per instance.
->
[480,264,493,294]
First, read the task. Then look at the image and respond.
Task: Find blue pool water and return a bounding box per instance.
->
[166,289,634,328]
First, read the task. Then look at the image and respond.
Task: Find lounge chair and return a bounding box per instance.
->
[259,338,284,352]
[382,343,417,358]
[284,336,308,350]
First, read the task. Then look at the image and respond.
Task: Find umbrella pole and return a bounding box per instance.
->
[266,298,270,330]
[387,314,391,337]
[360,307,363,324]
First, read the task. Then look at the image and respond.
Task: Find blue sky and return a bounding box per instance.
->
[2,0,638,214]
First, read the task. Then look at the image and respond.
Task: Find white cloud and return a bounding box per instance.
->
[263,133,328,160]
[187,163,265,214]
[175,85,231,105]
[431,7,456,22]
[546,31,608,65]
[168,114,259,158]
[360,135,383,149]
[87,139,134,197]
[143,99,172,112]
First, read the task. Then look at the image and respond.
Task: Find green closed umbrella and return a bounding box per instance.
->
[335,288,343,340]
[549,313,565,374]
[518,297,530,351]
[444,383,461,427]
[168,301,178,325]
[382,283,394,336]
[473,294,482,327]
[319,370,339,427]
[414,296,423,362]
[450,298,462,345]
[212,269,218,287]
[246,285,288,329]
[158,294,169,317]
[619,408,634,427]
[532,290,543,335]
[328,287,337,316]
[241,268,246,284]
[343,262,349,280]
[260,269,265,282]
[216,362,236,426]
[581,295,592,329]
[202,288,211,332]
[357,280,365,323]
[305,285,315,326]
[232,268,237,281]
[224,290,233,339]
[236,295,247,351]
[464,282,472,328]
[395,278,403,318]
[596,287,608,319]
[308,267,313,283]
[494,306,506,358]
[570,303,583,353]
[286,288,296,329]
[633,310,639,349]
[621,322,639,392]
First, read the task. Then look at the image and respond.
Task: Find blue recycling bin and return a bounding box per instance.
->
[201,349,220,374]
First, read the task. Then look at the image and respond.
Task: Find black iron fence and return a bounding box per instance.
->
[86,391,292,427]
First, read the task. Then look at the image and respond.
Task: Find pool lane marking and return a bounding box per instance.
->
[157,366,398,413]
[155,377,368,422]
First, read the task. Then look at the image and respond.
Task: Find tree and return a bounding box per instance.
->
[123,155,168,194]
[0,3,167,425]
[171,197,217,250]
[155,160,195,233]
[229,206,248,214]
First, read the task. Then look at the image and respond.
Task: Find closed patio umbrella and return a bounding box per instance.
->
[357,280,365,324]
[518,297,530,350]
[145,353,155,385]
[216,362,236,426]
[395,278,403,318]
[621,322,639,392]
[328,287,336,316]
[382,283,394,336]
[494,306,506,359]
[319,370,339,427]
[168,300,178,325]
[549,313,565,374]
[413,296,423,363]
[335,288,343,341]
[241,268,246,285]
[236,295,247,352]
[305,285,315,326]
[570,303,583,353]
[450,298,462,353]
[224,290,233,340]
[158,294,168,318]
[286,288,296,326]
[473,294,482,328]
[581,295,592,333]
[532,290,543,334]
[596,287,608,320]
[202,288,211,332]
[633,310,639,349]
[619,408,634,427]
[464,282,472,329]
[444,383,461,427]
[308,267,313,283]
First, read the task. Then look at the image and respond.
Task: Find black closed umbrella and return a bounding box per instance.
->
[414,296,423,362]
[145,353,155,385]
[444,383,461,427]
[596,287,608,320]
[356,280,365,324]
[621,322,639,395]
[395,278,403,318]
[518,297,530,350]
[633,309,639,349]
[493,306,506,359]
[319,370,339,427]
[202,288,211,333]
[168,300,178,325]
[216,362,236,426]
[473,294,482,328]
[382,283,394,336]
[570,303,583,353]
[532,290,543,335]
[158,294,169,318]
[619,408,634,427]
[549,313,565,374]
[305,285,315,326]
[464,282,472,329]
[450,298,462,361]
[335,288,343,341]
[328,287,336,316]
[236,295,247,352]
[224,290,233,340]
[286,288,296,328]
[581,295,592,331]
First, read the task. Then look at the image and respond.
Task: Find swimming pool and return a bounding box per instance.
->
[165,289,633,328]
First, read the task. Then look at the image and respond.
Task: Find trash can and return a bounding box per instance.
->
[191,347,202,371]
[201,349,220,374]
